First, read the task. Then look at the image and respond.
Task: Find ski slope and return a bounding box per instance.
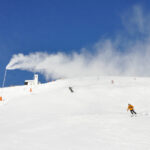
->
[0,76,150,150]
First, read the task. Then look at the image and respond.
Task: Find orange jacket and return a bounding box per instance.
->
[127,105,134,111]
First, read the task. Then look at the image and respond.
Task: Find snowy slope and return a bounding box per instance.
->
[0,76,150,150]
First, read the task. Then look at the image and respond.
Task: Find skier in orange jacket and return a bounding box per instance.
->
[127,104,137,115]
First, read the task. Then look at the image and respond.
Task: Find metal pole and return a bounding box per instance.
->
[2,69,7,88]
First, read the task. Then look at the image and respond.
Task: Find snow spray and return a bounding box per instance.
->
[2,69,7,88]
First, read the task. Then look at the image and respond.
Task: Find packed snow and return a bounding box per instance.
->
[0,76,150,150]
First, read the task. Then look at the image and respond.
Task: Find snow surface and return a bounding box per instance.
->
[0,76,150,150]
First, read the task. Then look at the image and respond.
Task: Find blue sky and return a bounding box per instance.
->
[0,0,149,86]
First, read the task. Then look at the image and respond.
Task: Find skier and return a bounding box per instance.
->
[69,87,74,93]
[127,104,137,116]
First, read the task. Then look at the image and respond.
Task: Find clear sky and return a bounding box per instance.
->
[0,0,149,86]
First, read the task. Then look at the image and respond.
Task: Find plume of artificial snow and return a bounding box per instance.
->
[6,5,150,79]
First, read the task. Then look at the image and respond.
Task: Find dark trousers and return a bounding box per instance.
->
[130,110,136,114]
